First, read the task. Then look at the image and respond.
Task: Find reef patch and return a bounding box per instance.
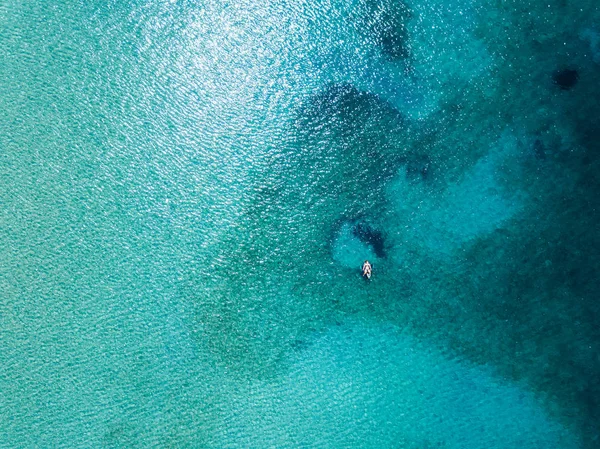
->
[331,218,386,269]
[352,0,413,60]
[553,68,579,90]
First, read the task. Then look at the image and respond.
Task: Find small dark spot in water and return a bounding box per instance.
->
[553,69,579,90]
[291,339,307,350]
[533,139,546,160]
[405,155,431,181]
[103,424,134,446]
[349,0,412,61]
[352,222,386,258]
[376,18,410,59]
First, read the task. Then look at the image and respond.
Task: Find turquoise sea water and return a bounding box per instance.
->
[1,0,600,447]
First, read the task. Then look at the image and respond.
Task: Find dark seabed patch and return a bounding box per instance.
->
[553,68,579,90]
[403,154,431,182]
[350,0,412,60]
[3,0,600,446]
[290,82,413,217]
[351,221,386,258]
[403,2,600,445]
[189,82,419,375]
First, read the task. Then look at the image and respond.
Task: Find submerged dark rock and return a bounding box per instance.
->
[352,222,386,258]
[404,155,431,182]
[552,69,579,90]
[533,139,546,160]
[352,0,412,60]
[330,217,388,267]
[293,83,408,200]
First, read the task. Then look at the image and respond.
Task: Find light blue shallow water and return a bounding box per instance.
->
[1,0,600,447]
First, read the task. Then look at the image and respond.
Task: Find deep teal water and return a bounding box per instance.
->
[1,0,600,447]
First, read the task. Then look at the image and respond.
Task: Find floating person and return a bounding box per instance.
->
[362,260,372,280]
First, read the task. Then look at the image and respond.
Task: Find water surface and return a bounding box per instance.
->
[1,0,599,447]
